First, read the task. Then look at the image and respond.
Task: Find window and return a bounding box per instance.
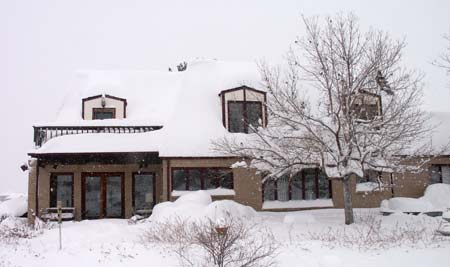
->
[172,168,234,191]
[228,101,262,133]
[350,93,381,121]
[430,165,450,184]
[93,108,116,120]
[50,173,73,207]
[133,173,155,211]
[263,168,331,201]
[357,170,382,184]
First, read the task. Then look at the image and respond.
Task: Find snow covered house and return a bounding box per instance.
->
[26,60,450,222]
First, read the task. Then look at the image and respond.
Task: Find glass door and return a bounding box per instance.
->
[84,176,102,219]
[83,173,124,219]
[106,175,123,218]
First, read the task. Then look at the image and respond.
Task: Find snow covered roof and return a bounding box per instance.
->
[424,111,450,154]
[31,60,263,157]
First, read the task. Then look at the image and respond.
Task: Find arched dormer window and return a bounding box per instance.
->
[82,94,127,120]
[219,86,267,133]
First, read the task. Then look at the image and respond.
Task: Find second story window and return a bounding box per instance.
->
[350,92,382,121]
[228,101,262,133]
[220,86,267,134]
[93,108,116,120]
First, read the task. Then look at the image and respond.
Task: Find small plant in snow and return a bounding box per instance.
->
[301,212,448,250]
[143,215,278,267]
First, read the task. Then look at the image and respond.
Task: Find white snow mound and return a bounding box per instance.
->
[421,183,450,210]
[380,184,450,213]
[148,191,256,223]
[283,213,317,224]
[0,194,27,217]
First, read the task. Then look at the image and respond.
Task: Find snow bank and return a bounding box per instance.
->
[381,197,435,213]
[283,213,317,224]
[421,183,450,210]
[148,191,256,223]
[171,188,235,197]
[262,199,333,210]
[0,194,27,217]
[380,184,450,213]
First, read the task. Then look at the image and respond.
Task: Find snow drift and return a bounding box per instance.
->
[0,194,27,217]
[147,191,256,223]
[381,184,450,213]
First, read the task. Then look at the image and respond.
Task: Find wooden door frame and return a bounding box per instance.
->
[81,172,125,219]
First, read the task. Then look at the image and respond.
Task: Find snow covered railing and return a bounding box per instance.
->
[33,125,163,147]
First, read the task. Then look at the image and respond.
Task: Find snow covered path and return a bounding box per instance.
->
[1,209,450,267]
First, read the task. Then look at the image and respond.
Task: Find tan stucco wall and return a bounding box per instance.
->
[84,97,125,120]
[331,173,393,209]
[28,162,162,223]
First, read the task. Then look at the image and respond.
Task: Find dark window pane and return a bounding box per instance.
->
[318,170,330,199]
[93,111,114,120]
[218,169,233,189]
[134,174,154,211]
[291,173,303,200]
[264,180,276,201]
[277,175,289,201]
[304,169,317,200]
[205,169,218,189]
[442,166,450,184]
[430,165,442,184]
[246,102,262,132]
[173,170,186,190]
[85,176,101,218]
[106,176,122,217]
[50,175,73,207]
[188,169,202,191]
[229,102,245,133]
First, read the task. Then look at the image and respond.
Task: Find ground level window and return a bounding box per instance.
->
[133,173,155,212]
[171,168,233,191]
[263,168,331,201]
[50,173,73,207]
[430,165,450,184]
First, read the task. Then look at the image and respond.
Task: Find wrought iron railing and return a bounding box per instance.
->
[33,125,162,147]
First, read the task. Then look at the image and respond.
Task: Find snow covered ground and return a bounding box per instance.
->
[1,208,449,267]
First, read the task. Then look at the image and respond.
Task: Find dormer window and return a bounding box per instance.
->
[228,101,262,133]
[93,108,116,120]
[348,91,382,121]
[82,94,127,120]
[219,86,267,133]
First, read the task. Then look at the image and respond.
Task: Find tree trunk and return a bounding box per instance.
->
[342,176,354,225]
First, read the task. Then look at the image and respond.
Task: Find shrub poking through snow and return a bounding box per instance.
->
[0,217,46,245]
[143,214,278,267]
[302,212,447,250]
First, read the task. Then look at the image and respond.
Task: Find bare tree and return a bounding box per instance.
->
[434,31,450,84]
[214,13,428,225]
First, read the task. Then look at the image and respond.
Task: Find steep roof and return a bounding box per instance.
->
[31,60,262,157]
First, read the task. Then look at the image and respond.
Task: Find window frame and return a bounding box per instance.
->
[132,172,156,211]
[430,164,450,184]
[171,167,234,191]
[227,100,263,133]
[262,168,332,201]
[49,172,74,208]
[92,108,116,120]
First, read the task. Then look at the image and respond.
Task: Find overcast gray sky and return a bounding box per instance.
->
[2,0,450,193]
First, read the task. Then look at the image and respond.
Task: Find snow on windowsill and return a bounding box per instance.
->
[171,188,236,197]
[356,182,383,193]
[262,199,334,210]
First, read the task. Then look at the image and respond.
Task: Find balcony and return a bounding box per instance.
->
[33,125,163,147]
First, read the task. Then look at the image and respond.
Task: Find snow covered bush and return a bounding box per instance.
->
[143,215,278,267]
[303,212,446,250]
[0,217,42,245]
[143,191,276,267]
